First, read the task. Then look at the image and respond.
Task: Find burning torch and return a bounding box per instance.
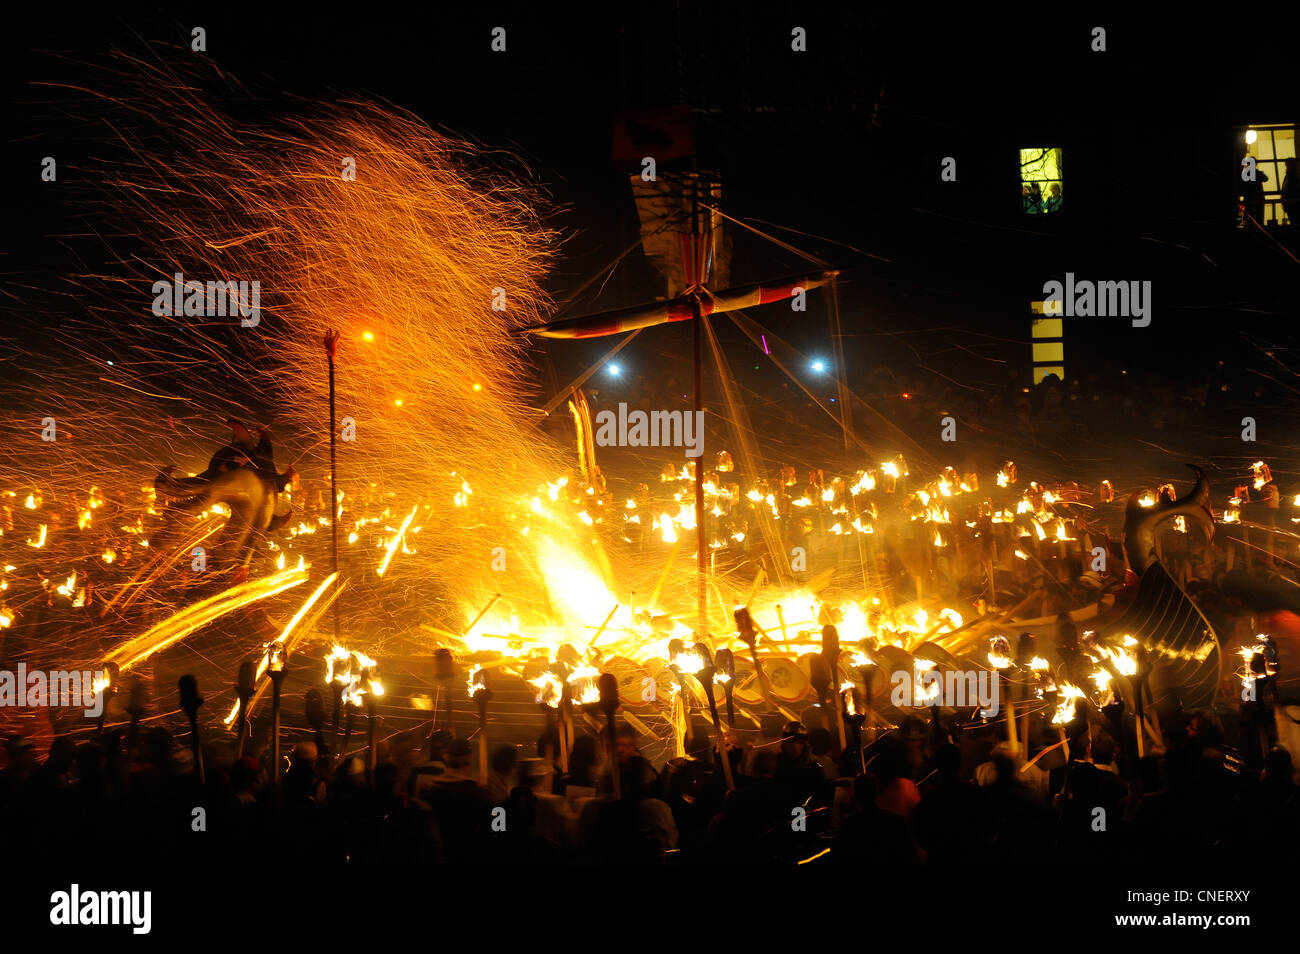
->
[329,649,348,746]
[597,671,622,799]
[555,644,582,766]
[989,635,1017,753]
[532,665,569,775]
[843,685,867,773]
[123,677,148,788]
[267,642,289,786]
[235,660,256,760]
[97,662,119,736]
[734,606,778,708]
[693,643,735,792]
[822,624,847,754]
[324,330,341,647]
[714,647,737,729]
[178,674,205,787]
[434,647,457,740]
[667,638,694,751]
[854,641,878,743]
[469,665,492,786]
[1016,632,1036,751]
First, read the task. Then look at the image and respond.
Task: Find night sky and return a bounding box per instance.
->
[3,7,1297,426]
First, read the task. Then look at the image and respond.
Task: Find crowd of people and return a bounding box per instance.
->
[5,372,1300,866]
[2,685,1297,865]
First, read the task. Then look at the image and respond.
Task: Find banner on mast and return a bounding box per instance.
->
[630,173,731,296]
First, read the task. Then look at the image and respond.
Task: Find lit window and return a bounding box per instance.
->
[1238,124,1295,226]
[1020,147,1063,214]
[1030,308,1065,384]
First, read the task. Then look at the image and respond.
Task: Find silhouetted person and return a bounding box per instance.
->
[914,744,993,864]
[486,744,516,805]
[421,739,491,864]
[773,721,830,817]
[835,774,917,865]
[488,786,562,864]
[986,746,1054,863]
[1056,731,1128,862]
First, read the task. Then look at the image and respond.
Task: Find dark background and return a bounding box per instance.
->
[3,5,1298,478]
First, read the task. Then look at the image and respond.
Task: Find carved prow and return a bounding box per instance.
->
[1123,465,1213,576]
